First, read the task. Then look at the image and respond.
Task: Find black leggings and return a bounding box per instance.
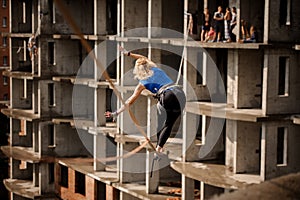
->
[156,87,186,148]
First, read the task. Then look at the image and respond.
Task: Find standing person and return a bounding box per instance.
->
[224,7,232,42]
[213,6,224,42]
[105,47,186,153]
[229,7,237,42]
[27,34,37,60]
[200,8,211,42]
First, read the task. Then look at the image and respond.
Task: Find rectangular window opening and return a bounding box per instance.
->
[2,37,7,47]
[48,42,56,65]
[48,83,55,107]
[280,0,291,26]
[278,57,289,96]
[75,171,86,196]
[48,124,55,147]
[3,76,8,85]
[49,0,56,24]
[48,163,55,184]
[3,94,8,100]
[2,17,7,27]
[2,0,7,7]
[3,56,8,66]
[60,165,68,188]
[277,127,288,166]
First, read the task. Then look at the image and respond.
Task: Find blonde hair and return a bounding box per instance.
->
[133,58,155,80]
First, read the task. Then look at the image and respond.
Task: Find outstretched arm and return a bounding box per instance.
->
[119,46,157,66]
[119,46,146,59]
[105,83,145,119]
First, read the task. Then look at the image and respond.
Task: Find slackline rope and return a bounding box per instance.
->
[175,12,191,85]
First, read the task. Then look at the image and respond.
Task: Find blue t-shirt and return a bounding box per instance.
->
[140,67,173,94]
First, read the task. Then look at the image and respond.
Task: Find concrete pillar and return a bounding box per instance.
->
[181,1,194,199]
[39,163,49,195]
[33,163,39,187]
[93,133,106,171]
[262,51,269,115]
[146,97,159,194]
[96,88,106,126]
[260,123,266,181]
[32,121,39,153]
[38,122,42,157]
[264,0,269,43]
[225,120,237,170]
[120,142,145,183]
[94,0,106,35]
[181,174,194,200]
[148,0,151,38]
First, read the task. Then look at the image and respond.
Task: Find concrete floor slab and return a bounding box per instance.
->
[2,71,36,79]
[1,108,39,121]
[211,173,300,200]
[1,146,55,163]
[171,162,261,189]
[112,181,183,200]
[4,179,39,199]
[58,158,118,185]
[186,102,267,122]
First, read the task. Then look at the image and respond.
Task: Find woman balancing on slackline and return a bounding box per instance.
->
[105,47,186,153]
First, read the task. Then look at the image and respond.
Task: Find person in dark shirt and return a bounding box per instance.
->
[213,6,224,42]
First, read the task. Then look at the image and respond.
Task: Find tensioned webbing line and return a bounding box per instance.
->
[53,0,156,158]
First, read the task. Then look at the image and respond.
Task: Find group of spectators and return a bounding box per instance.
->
[189,6,258,43]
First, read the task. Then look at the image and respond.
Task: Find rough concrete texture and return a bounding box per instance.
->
[211,173,300,200]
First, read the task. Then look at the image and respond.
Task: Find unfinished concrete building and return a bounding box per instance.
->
[0,0,10,199]
[1,0,300,200]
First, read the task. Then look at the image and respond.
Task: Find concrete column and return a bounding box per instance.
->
[39,163,48,195]
[94,133,106,171]
[146,97,159,194]
[32,121,38,153]
[121,0,124,37]
[96,88,106,126]
[264,0,269,43]
[181,174,194,200]
[33,163,39,187]
[225,120,236,169]
[262,51,269,115]
[148,0,151,39]
[260,123,266,181]
[117,0,120,36]
[182,1,194,198]
[236,0,241,42]
[200,181,204,200]
[120,142,145,183]
[38,122,42,157]
[94,0,106,35]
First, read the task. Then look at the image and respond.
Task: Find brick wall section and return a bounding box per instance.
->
[106,185,119,200]
[55,164,97,200]
[0,0,10,103]
[86,176,96,200]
